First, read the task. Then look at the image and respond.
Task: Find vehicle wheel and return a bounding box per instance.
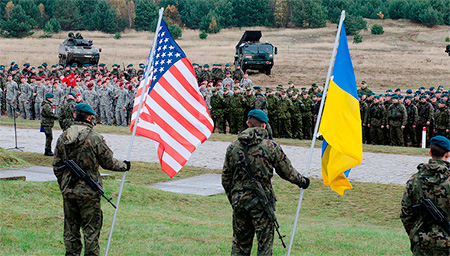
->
[265,67,271,75]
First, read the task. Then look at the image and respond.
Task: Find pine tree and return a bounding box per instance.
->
[54,0,82,30]
[91,0,117,33]
[1,5,34,38]
[135,0,158,31]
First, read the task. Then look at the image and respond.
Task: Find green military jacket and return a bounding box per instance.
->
[222,127,307,208]
[53,121,127,199]
[434,107,450,130]
[387,103,407,126]
[59,98,77,131]
[401,159,450,251]
[365,102,386,127]
[277,97,293,119]
[41,99,58,127]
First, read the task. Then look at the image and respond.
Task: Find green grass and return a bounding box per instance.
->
[0,119,430,156]
[0,151,411,255]
[0,148,28,169]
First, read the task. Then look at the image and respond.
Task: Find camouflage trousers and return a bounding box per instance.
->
[34,101,42,120]
[389,125,404,146]
[211,110,225,134]
[115,107,127,126]
[6,100,16,118]
[43,126,53,152]
[229,109,244,134]
[277,118,292,138]
[434,129,448,139]
[100,104,112,126]
[412,246,450,256]
[231,204,274,256]
[18,100,33,120]
[291,115,303,140]
[404,125,417,146]
[302,114,313,140]
[63,197,103,256]
[370,125,384,145]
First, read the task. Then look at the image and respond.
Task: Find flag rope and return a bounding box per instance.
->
[286,10,346,256]
[104,7,165,256]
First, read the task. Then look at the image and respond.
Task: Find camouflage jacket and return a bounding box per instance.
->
[405,103,419,126]
[59,98,77,131]
[387,103,407,126]
[222,127,307,208]
[254,92,267,114]
[417,101,434,126]
[401,159,450,250]
[277,97,294,119]
[41,99,58,127]
[365,102,386,126]
[434,107,450,130]
[53,121,127,199]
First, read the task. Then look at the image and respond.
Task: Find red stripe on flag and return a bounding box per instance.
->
[149,89,207,143]
[157,145,177,178]
[159,74,213,132]
[146,99,196,153]
[175,59,209,110]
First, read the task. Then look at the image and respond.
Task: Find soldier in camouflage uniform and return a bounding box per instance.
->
[41,93,58,156]
[222,109,309,256]
[277,91,293,138]
[433,100,450,138]
[360,94,370,144]
[18,76,33,119]
[242,86,255,128]
[401,136,450,255]
[266,88,278,137]
[365,96,386,145]
[82,83,99,124]
[210,88,226,133]
[291,93,303,139]
[387,95,408,146]
[404,96,419,147]
[300,92,314,140]
[115,82,128,126]
[232,64,244,82]
[34,77,46,120]
[229,86,245,134]
[53,103,130,256]
[5,74,18,118]
[416,95,434,147]
[58,93,77,131]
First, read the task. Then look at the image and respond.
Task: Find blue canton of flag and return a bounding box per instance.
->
[144,20,186,92]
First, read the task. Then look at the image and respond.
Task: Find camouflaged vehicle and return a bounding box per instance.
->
[58,32,101,66]
[234,31,277,75]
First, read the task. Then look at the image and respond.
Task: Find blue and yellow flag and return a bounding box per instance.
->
[318,23,362,196]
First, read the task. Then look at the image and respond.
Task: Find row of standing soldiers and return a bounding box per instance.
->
[205,82,323,139]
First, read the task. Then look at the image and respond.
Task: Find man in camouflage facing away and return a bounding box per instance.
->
[53,103,130,256]
[401,136,450,255]
[222,109,310,256]
[41,93,58,156]
[58,92,77,131]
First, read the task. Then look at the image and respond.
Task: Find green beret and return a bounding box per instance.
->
[204,64,209,68]
[75,103,95,116]
[248,109,268,124]
[225,63,230,67]
[211,88,217,93]
[373,96,379,99]
[68,92,76,98]
[233,86,240,90]
[45,93,54,98]
[431,135,450,152]
[361,80,366,84]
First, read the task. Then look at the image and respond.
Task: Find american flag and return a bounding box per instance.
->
[130,19,214,177]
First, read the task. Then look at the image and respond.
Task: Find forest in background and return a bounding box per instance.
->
[1,0,449,38]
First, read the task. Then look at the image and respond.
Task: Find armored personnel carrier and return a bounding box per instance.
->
[234,31,277,75]
[58,32,101,66]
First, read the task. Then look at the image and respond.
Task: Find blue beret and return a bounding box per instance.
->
[425,91,431,95]
[419,86,425,90]
[443,94,449,97]
[406,89,412,94]
[395,88,401,92]
[431,135,450,152]
[68,92,76,98]
[430,94,436,98]
[254,86,261,90]
[317,93,322,97]
[10,61,15,65]
[225,63,230,67]
[75,103,95,116]
[236,64,240,67]
[405,95,413,99]
[391,95,399,99]
[204,64,209,68]
[45,93,54,98]
[42,62,47,67]
[430,87,435,90]
[127,64,133,67]
[386,89,392,92]
[420,95,427,99]
[72,63,77,67]
[248,109,268,124]
[439,100,446,104]
[373,95,379,99]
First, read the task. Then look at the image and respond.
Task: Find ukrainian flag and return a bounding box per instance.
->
[318,23,362,196]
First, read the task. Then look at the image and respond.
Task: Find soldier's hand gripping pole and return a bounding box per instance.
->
[58,159,116,208]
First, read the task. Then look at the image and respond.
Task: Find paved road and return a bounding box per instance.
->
[0,126,428,185]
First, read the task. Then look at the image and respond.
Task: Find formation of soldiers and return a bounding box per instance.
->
[0,61,143,126]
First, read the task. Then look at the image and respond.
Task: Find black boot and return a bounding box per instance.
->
[44,150,54,156]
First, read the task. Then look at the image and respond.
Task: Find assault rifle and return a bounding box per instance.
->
[58,159,116,208]
[241,146,286,248]
[414,197,450,235]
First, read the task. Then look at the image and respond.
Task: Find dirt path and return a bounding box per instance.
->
[0,126,427,186]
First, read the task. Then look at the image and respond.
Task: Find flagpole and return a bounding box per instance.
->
[286,10,346,256]
[104,7,165,256]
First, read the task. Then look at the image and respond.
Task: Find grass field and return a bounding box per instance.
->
[1,19,450,92]
[0,151,411,255]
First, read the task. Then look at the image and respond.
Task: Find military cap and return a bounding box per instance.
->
[10,61,15,65]
[386,89,393,92]
[24,63,30,67]
[405,95,413,99]
[117,65,121,68]
[93,64,98,67]
[198,65,202,68]
[430,94,436,98]
[204,64,209,68]
[236,64,240,67]
[430,136,450,152]
[245,85,251,90]
[82,64,88,67]
[68,92,76,98]
[267,88,273,92]
[30,76,36,79]
[211,88,217,93]
[373,95,379,99]
[254,86,261,90]
[192,63,198,66]
[443,94,449,97]
[234,80,240,84]
[368,92,375,96]
[45,93,54,98]
[384,93,391,97]
[99,63,106,67]
[139,63,145,68]
[248,109,268,124]
[13,64,18,68]
[7,73,12,77]
[20,76,26,79]
[438,100,446,104]
[419,86,425,90]
[71,63,77,67]
[233,86,240,90]
[395,88,401,92]
[317,93,322,97]
[437,90,442,94]
[223,87,229,91]
[218,64,222,67]
[0,66,3,70]
[31,67,35,70]
[281,90,287,94]
[425,91,431,95]
[430,86,435,90]
[420,94,427,99]
[42,62,47,67]
[361,80,366,84]
[225,63,230,67]
[127,64,133,67]
[226,71,231,75]
[75,103,95,115]
[391,95,399,99]
[38,66,43,69]
[360,92,367,95]
[406,89,412,94]
[288,80,293,84]
[301,87,306,91]
[312,83,317,87]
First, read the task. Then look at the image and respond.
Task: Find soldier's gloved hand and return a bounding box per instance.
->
[300,177,310,189]
[123,160,131,171]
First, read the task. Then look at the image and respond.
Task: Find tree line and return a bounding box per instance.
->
[1,0,449,38]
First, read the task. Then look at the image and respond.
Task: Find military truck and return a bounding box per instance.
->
[234,31,277,75]
[58,32,101,66]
